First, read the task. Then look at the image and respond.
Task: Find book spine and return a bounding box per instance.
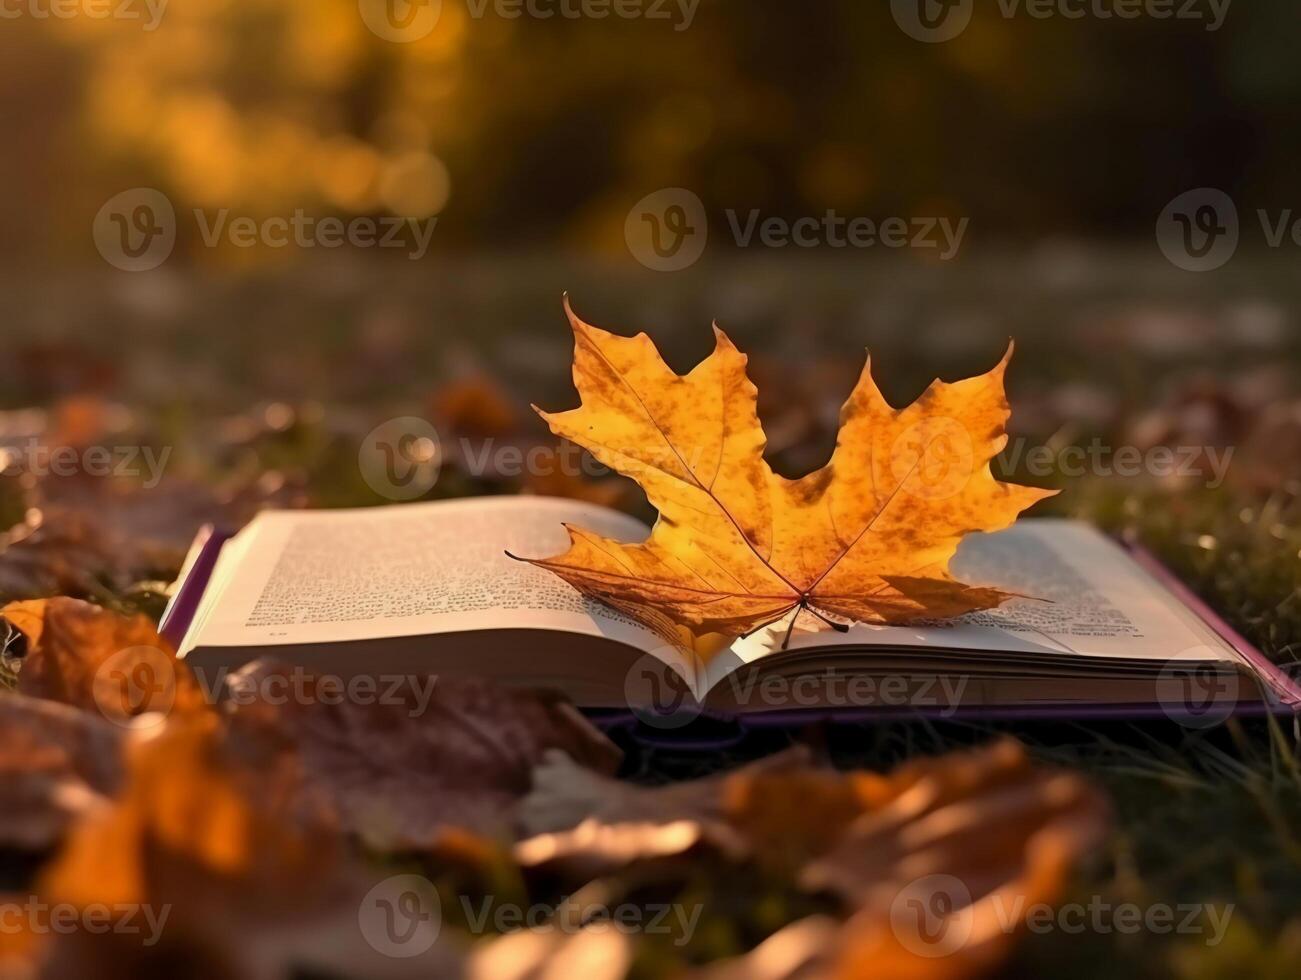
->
[159,526,232,650]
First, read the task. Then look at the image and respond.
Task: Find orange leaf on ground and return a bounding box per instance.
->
[5,597,210,725]
[33,713,461,980]
[516,739,1107,980]
[703,740,1109,980]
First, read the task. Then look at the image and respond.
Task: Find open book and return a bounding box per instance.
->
[169,497,1299,720]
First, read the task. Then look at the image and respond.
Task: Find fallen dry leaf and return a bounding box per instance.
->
[701,740,1108,980]
[512,749,819,880]
[0,508,139,606]
[466,924,634,980]
[5,597,209,725]
[517,740,1106,980]
[518,299,1054,648]
[519,746,813,838]
[0,391,302,606]
[32,713,461,980]
[0,693,123,851]
[33,472,286,574]
[794,740,1106,906]
[221,659,622,849]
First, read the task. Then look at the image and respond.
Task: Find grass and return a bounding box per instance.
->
[1,253,1298,975]
[613,478,1301,977]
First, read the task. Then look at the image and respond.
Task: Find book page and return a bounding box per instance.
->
[722,519,1235,675]
[184,497,677,659]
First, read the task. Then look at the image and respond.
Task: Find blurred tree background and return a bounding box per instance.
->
[2,0,1301,265]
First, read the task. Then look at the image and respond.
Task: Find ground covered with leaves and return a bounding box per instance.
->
[0,254,1298,978]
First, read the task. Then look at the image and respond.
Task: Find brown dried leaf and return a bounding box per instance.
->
[522,740,1107,980]
[222,660,621,849]
[33,714,461,980]
[467,924,634,980]
[0,462,295,606]
[0,693,123,851]
[4,598,209,725]
[519,746,813,838]
[0,509,136,606]
[694,740,1109,980]
[796,741,1108,907]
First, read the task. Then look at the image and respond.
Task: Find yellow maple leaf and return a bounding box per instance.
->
[516,299,1055,648]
